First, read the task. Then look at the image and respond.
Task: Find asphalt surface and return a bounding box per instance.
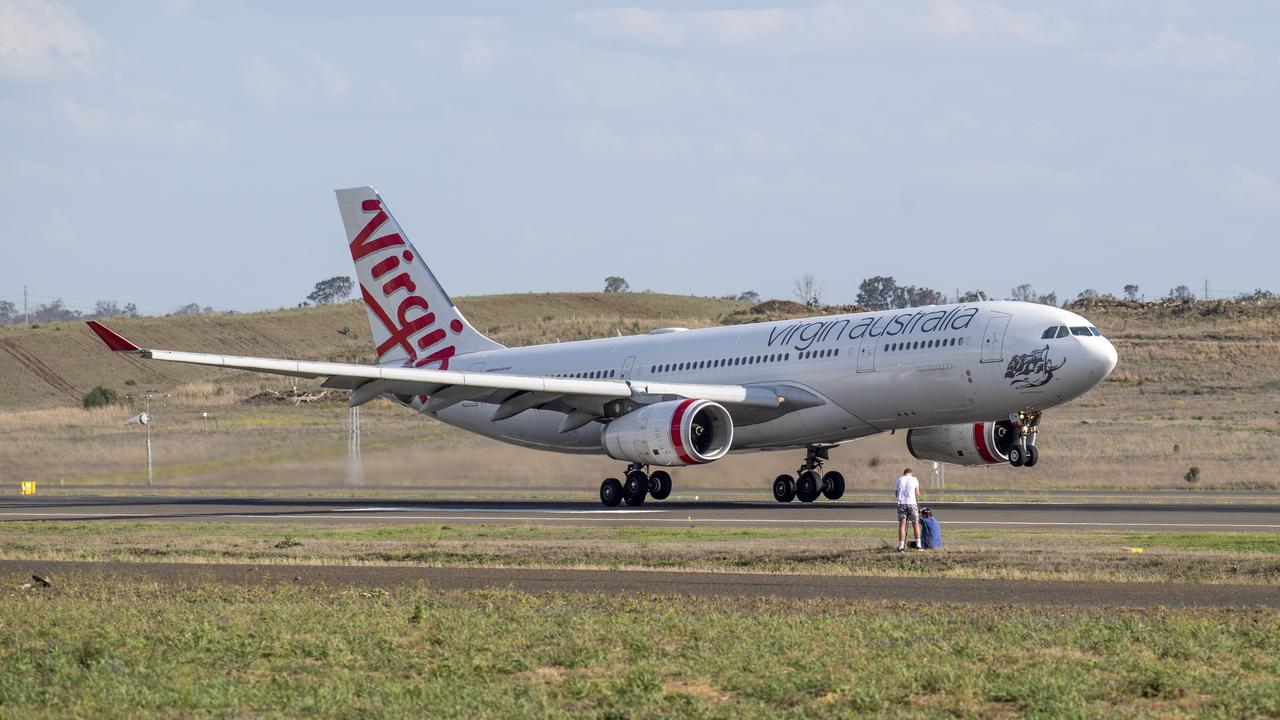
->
[4,495,1280,531]
[4,559,1276,608]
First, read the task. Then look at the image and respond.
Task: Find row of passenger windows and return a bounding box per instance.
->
[559,338,961,380]
[1041,325,1102,339]
[651,352,795,374]
[883,337,966,353]
[553,369,617,380]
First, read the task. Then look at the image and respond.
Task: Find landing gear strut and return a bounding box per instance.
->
[1007,410,1041,468]
[600,463,673,507]
[773,445,845,503]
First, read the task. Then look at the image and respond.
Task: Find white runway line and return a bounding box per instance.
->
[220,514,1280,529]
[0,512,142,518]
[332,507,662,515]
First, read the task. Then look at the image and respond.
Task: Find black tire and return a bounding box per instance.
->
[600,478,622,507]
[649,470,672,500]
[773,474,796,503]
[1024,445,1039,468]
[624,470,649,500]
[623,493,645,506]
[797,471,822,502]
[1008,446,1025,468]
[822,471,845,500]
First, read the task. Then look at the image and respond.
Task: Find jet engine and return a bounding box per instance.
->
[906,420,1017,466]
[602,399,734,466]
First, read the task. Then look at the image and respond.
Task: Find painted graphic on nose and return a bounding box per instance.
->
[1004,345,1067,389]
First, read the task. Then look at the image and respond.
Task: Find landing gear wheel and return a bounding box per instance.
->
[648,470,672,500]
[624,470,649,501]
[773,474,796,503]
[623,493,645,506]
[600,478,622,507]
[821,471,845,500]
[1008,445,1025,468]
[1024,445,1039,468]
[796,471,822,503]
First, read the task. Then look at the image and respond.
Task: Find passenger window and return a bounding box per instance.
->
[1056,326,1070,339]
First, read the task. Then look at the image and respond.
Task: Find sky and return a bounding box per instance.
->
[2,0,1279,315]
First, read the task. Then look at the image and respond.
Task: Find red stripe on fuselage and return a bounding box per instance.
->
[973,422,999,464]
[670,399,700,465]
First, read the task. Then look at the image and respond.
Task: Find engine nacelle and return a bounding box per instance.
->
[602,399,734,466]
[906,420,1017,466]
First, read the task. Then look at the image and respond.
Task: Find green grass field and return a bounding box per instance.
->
[2,580,1277,718]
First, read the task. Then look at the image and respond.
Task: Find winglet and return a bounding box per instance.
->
[85,321,141,352]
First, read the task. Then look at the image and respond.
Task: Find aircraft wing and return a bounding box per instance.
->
[85,322,787,425]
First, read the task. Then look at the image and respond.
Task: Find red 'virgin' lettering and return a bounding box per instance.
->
[382,273,416,296]
[349,202,405,261]
[370,255,400,279]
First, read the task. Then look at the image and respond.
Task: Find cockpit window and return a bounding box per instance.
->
[1090,326,1102,337]
[1056,326,1070,339]
[1070,326,1092,337]
[1041,327,1057,339]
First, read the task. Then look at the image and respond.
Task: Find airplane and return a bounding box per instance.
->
[87,186,1118,507]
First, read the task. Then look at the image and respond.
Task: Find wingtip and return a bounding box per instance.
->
[85,321,140,352]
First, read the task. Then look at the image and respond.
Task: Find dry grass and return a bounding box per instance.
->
[1,521,1277,586]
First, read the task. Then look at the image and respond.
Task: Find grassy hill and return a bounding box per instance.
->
[3,294,1280,492]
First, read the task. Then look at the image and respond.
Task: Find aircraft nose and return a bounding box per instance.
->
[1084,337,1118,382]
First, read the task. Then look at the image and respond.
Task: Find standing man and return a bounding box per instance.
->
[894,468,921,552]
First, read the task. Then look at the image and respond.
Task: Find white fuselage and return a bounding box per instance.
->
[416,301,1118,455]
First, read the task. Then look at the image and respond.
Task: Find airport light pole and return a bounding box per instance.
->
[347,406,364,486]
[125,391,168,487]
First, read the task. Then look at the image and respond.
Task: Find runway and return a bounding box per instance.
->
[4,495,1280,531]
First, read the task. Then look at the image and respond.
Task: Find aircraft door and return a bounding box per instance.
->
[857,335,878,373]
[980,314,1012,363]
[621,355,636,380]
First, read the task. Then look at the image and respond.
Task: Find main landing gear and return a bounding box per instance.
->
[773,445,845,503]
[1007,410,1042,468]
[600,463,672,507]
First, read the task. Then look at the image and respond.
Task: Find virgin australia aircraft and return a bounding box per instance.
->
[88,187,1118,507]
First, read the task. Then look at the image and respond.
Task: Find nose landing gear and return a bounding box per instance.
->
[773,445,845,503]
[1007,410,1041,468]
[600,463,673,507]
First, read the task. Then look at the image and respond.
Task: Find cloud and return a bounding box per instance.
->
[1206,165,1280,212]
[575,1,1075,53]
[242,50,350,107]
[243,57,288,108]
[58,94,228,155]
[459,35,497,73]
[923,161,1086,191]
[1099,23,1255,73]
[308,54,350,100]
[0,0,96,79]
[566,120,692,160]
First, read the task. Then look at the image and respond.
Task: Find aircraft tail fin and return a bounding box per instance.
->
[335,186,503,369]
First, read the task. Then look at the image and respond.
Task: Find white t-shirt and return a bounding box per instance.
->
[894,474,919,505]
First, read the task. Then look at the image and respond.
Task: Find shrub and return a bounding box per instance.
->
[1185,466,1201,484]
[82,386,118,409]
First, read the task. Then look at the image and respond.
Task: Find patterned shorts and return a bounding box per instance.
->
[897,504,919,522]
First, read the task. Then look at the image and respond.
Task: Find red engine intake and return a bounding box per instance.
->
[602,399,734,466]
